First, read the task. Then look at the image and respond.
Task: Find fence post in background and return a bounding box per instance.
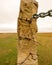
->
[18,0,38,65]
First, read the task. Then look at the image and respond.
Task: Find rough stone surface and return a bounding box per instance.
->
[18,0,38,65]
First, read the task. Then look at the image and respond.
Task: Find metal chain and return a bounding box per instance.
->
[32,10,52,19]
[18,10,52,24]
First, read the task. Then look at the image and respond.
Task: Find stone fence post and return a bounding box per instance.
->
[18,0,38,65]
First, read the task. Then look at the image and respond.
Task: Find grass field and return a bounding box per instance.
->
[37,33,52,65]
[0,33,17,65]
[0,33,52,65]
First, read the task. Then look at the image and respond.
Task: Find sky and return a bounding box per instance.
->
[36,0,52,32]
[0,0,52,33]
[0,0,20,33]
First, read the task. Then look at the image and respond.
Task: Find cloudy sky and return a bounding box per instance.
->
[0,0,52,33]
[36,0,52,32]
[0,0,20,33]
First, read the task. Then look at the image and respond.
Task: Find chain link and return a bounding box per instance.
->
[32,10,52,19]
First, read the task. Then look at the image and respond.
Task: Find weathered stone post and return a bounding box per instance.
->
[18,0,38,65]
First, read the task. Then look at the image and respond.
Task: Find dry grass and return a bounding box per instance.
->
[37,33,52,65]
[0,33,52,65]
[0,33,17,38]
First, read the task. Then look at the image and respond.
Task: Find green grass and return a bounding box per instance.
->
[37,33,52,65]
[0,33,17,65]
